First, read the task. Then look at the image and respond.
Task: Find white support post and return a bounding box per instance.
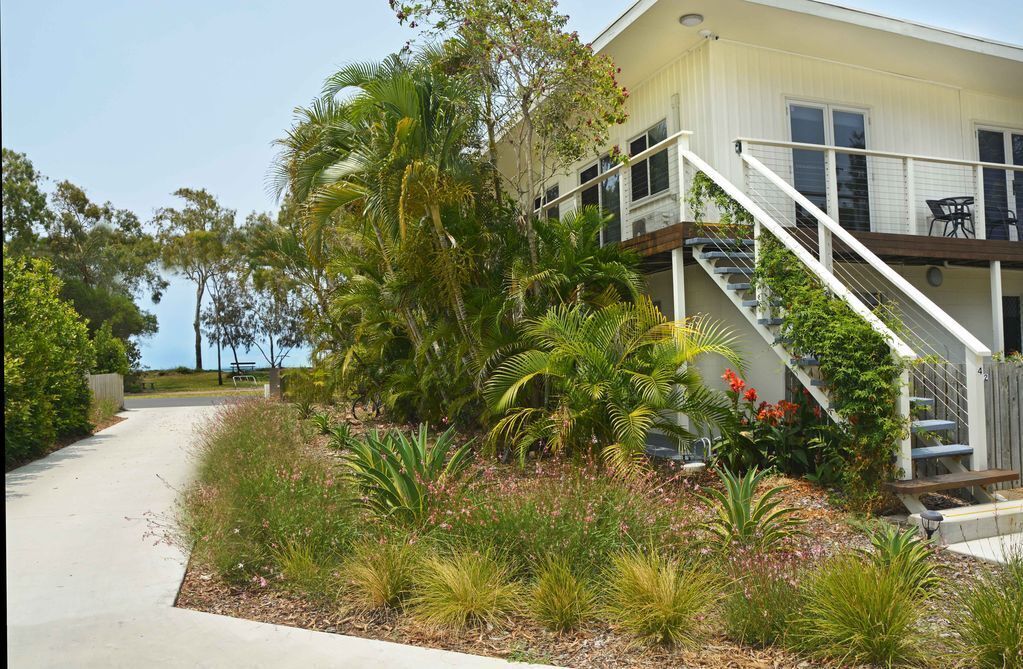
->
[677,134,691,222]
[965,347,988,469]
[671,247,689,431]
[898,369,913,480]
[991,261,1004,354]
[974,165,987,240]
[822,148,838,272]
[905,157,917,235]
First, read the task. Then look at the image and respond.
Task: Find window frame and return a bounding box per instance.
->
[533,183,560,220]
[579,155,621,246]
[628,119,670,203]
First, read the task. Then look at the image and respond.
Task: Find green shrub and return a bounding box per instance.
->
[699,466,804,553]
[411,549,520,629]
[310,412,333,436]
[4,254,95,466]
[182,400,361,587]
[795,555,925,667]
[860,522,939,597]
[604,549,719,647]
[953,553,1023,669]
[722,554,803,647]
[89,397,122,426]
[274,540,333,596]
[342,425,472,525]
[529,557,594,632]
[437,464,685,579]
[91,322,130,376]
[345,538,420,610]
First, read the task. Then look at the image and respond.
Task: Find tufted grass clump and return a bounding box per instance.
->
[411,549,521,629]
[860,522,940,597]
[794,555,925,667]
[345,538,420,610]
[529,557,595,632]
[604,549,719,647]
[722,554,803,647]
[953,551,1023,669]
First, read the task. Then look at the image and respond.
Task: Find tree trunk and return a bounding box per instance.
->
[217,339,223,385]
[484,86,502,201]
[270,336,275,368]
[194,283,204,370]
[429,203,471,340]
[521,105,539,270]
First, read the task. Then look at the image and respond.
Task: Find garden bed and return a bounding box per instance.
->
[172,401,1015,668]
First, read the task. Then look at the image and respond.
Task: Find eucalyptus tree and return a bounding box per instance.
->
[155,188,236,370]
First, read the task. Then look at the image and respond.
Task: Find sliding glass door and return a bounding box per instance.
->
[789,102,871,231]
[978,127,1023,240]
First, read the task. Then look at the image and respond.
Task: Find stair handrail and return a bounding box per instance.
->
[681,148,917,361]
[738,147,992,359]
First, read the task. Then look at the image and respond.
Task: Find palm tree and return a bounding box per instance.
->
[485,299,742,476]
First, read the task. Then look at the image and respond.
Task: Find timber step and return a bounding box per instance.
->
[685,237,754,248]
[886,468,1020,495]
[912,419,957,433]
[714,267,755,275]
[791,356,819,366]
[811,378,828,387]
[702,251,755,261]
[726,282,752,291]
[911,444,973,460]
[757,317,784,326]
[910,396,935,408]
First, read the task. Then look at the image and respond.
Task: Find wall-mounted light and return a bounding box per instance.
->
[926,266,943,287]
[679,13,704,27]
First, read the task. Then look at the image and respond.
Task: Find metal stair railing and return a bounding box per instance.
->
[736,139,992,477]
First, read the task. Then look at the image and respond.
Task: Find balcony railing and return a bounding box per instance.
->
[736,138,1023,241]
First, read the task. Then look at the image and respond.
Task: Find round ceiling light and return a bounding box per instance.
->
[679,13,704,27]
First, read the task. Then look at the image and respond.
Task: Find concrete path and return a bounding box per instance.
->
[6,403,547,668]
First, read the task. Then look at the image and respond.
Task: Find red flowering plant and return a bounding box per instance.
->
[714,370,835,477]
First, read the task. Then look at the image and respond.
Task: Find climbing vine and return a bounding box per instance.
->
[688,172,908,512]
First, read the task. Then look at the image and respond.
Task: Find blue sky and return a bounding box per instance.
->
[2,0,1020,369]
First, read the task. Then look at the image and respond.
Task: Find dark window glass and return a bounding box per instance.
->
[601,154,621,243]
[790,105,827,227]
[629,120,670,201]
[630,135,648,200]
[534,184,560,220]
[979,129,1010,239]
[833,110,870,232]
[580,164,599,209]
[1004,296,1022,355]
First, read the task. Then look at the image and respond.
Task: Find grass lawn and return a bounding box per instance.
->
[130,369,269,395]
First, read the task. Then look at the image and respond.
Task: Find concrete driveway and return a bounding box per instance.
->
[6,404,547,668]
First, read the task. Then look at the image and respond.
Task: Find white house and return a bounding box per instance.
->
[502,0,1023,526]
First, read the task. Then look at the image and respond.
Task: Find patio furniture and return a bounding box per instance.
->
[926,197,974,238]
[985,205,1020,241]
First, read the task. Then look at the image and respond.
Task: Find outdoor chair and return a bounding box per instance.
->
[926,198,974,238]
[985,206,1020,241]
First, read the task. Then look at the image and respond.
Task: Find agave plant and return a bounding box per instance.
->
[341,424,472,525]
[699,466,804,552]
[327,423,354,451]
[859,522,939,596]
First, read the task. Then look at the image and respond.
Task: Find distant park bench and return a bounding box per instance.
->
[230,362,258,387]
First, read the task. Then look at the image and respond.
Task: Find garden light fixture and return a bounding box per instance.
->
[919,510,943,540]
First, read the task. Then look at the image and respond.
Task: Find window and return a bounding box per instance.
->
[533,184,560,220]
[580,154,621,244]
[788,102,870,231]
[629,120,670,201]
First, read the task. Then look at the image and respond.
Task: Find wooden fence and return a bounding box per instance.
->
[985,361,1022,490]
[88,373,124,410]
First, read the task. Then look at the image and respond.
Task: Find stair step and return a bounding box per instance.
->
[811,378,828,387]
[685,237,754,248]
[742,299,784,308]
[791,356,819,367]
[774,336,792,345]
[887,469,1020,495]
[757,317,784,326]
[726,283,752,291]
[909,396,935,408]
[911,444,973,460]
[911,500,1023,546]
[912,419,957,434]
[702,251,755,261]
[714,267,754,275]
